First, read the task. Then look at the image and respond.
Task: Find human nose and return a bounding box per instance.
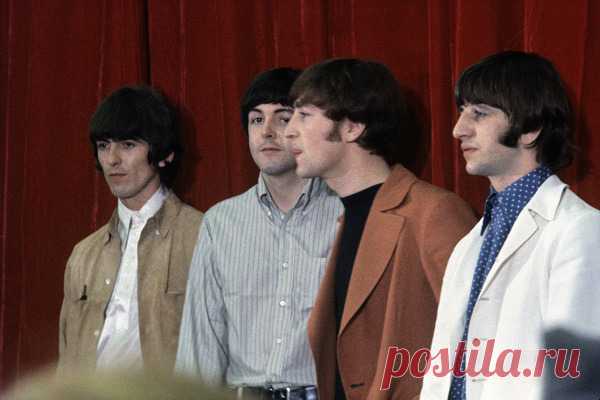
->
[260,116,277,138]
[284,112,299,140]
[452,113,471,140]
[106,145,121,166]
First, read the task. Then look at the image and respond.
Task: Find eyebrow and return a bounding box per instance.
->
[249,107,293,114]
[96,138,142,143]
[470,103,496,110]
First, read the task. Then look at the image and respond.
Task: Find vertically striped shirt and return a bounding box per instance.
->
[175,175,343,388]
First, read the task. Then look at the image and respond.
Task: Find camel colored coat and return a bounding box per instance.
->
[58,194,202,372]
[308,165,476,400]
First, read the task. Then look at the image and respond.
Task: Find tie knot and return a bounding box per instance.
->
[480,192,499,235]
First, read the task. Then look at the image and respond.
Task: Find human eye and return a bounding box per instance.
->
[279,111,292,124]
[298,110,311,119]
[121,140,137,149]
[96,141,109,151]
[250,115,264,125]
[472,108,488,120]
[465,102,497,119]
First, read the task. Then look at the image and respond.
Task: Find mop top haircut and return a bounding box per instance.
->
[240,67,302,135]
[89,85,182,188]
[290,58,409,166]
[455,50,575,172]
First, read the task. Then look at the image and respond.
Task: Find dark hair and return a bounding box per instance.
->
[289,58,409,166]
[240,67,302,134]
[455,51,574,171]
[89,85,182,188]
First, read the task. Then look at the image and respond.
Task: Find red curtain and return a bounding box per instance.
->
[1,0,599,388]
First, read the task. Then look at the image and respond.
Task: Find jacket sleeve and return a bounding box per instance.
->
[57,249,76,371]
[546,209,600,335]
[419,193,477,302]
[174,217,229,385]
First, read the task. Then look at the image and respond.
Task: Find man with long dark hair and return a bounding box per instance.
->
[58,86,203,372]
[421,51,600,399]
[284,58,476,400]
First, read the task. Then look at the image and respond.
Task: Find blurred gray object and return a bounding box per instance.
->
[544,328,600,400]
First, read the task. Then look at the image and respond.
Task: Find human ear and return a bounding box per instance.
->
[342,119,366,142]
[158,152,175,168]
[519,128,541,147]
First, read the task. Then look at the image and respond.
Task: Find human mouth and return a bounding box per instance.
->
[289,148,302,158]
[461,145,477,155]
[108,172,127,180]
[260,145,282,153]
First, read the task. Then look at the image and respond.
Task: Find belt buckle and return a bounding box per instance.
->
[235,387,267,400]
[301,386,317,400]
[280,386,317,400]
[269,386,295,400]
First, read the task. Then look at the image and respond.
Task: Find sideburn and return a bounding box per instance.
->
[325,121,342,142]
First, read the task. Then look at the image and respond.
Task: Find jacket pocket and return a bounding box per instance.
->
[164,260,188,294]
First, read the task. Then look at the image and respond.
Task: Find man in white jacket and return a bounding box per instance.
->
[421,51,600,400]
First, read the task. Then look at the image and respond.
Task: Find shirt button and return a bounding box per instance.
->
[275,338,283,344]
[105,279,111,285]
[279,300,287,307]
[282,262,288,269]
[93,330,100,337]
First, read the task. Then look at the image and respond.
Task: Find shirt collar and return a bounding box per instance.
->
[256,173,328,211]
[117,186,168,228]
[480,165,552,234]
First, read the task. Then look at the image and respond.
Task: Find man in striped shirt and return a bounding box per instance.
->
[175,68,343,399]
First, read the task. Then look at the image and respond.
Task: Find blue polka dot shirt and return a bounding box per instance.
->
[448,166,552,400]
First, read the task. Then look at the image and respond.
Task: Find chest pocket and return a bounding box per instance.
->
[164,259,188,295]
[136,228,189,295]
[63,260,112,351]
[298,255,328,311]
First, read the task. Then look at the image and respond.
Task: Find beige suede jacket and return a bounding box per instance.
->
[58,193,202,372]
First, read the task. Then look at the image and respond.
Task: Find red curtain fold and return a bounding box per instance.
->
[0,0,148,386]
[1,0,599,389]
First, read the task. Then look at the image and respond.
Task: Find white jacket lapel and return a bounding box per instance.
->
[479,175,567,296]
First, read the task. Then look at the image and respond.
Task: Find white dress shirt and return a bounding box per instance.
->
[96,187,167,369]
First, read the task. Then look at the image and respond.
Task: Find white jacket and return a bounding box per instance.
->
[421,175,600,400]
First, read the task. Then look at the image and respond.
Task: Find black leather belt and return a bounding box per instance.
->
[233,385,318,400]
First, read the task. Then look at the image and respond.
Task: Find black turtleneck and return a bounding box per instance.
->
[334,182,382,400]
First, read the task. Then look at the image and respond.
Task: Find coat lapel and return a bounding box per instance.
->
[479,175,566,295]
[479,211,538,295]
[339,165,416,335]
[339,211,405,334]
